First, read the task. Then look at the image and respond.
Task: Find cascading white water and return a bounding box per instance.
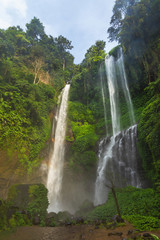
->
[99,65,109,135]
[105,56,120,137]
[117,48,135,125]
[94,49,140,206]
[47,84,70,213]
[94,136,115,205]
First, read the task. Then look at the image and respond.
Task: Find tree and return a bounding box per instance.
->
[105,179,123,221]
[108,0,160,84]
[32,58,45,84]
[0,29,12,57]
[83,40,106,68]
[26,17,45,42]
[1,26,30,57]
[55,35,73,51]
[104,169,127,222]
[108,0,138,42]
[55,35,73,70]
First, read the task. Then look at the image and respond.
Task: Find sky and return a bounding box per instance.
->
[0,0,116,64]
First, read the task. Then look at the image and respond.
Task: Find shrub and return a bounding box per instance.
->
[124,215,160,231]
[27,184,49,225]
[87,187,160,223]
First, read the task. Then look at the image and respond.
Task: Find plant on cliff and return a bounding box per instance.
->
[138,69,160,185]
[108,0,160,85]
[0,200,8,231]
[107,0,160,187]
[67,41,106,171]
[27,184,49,226]
[67,101,99,170]
[0,17,74,173]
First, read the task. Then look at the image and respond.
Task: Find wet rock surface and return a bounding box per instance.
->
[0,223,160,240]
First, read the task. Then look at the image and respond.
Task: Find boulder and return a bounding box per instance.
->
[33,215,41,225]
[143,233,155,240]
[108,232,123,236]
[56,211,73,226]
[112,214,124,223]
[74,216,84,224]
[45,212,58,227]
[46,212,58,221]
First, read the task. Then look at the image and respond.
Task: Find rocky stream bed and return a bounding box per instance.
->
[0,223,160,240]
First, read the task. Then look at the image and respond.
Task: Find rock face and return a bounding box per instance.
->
[45,211,73,227]
[0,146,50,200]
[7,183,49,224]
[8,184,32,209]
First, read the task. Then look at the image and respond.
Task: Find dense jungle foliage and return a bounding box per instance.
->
[107,0,160,186]
[0,0,159,191]
[67,0,160,184]
[67,40,107,171]
[0,17,74,173]
[0,0,160,233]
[66,0,160,229]
[87,186,160,231]
[0,184,48,230]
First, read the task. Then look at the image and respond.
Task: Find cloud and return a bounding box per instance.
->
[0,0,116,63]
[0,0,27,29]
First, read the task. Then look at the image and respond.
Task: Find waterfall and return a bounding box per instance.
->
[105,56,120,137]
[117,48,135,125]
[94,49,140,205]
[47,84,70,213]
[99,64,109,135]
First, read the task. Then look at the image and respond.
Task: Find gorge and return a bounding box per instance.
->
[46,48,142,212]
[0,0,160,233]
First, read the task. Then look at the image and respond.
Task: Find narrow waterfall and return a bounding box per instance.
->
[47,84,70,213]
[99,64,109,135]
[105,56,120,136]
[117,48,135,125]
[94,49,140,205]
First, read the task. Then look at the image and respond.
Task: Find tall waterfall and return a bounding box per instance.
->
[105,56,120,136]
[47,84,70,213]
[94,49,140,205]
[99,64,109,135]
[117,48,135,125]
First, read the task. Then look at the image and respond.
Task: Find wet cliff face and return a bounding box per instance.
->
[0,145,50,200]
[0,110,56,200]
[94,125,144,206]
[0,149,18,199]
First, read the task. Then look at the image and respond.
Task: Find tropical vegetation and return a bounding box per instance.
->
[0,0,160,234]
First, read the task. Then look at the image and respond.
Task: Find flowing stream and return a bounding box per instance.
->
[47,84,70,213]
[94,49,140,205]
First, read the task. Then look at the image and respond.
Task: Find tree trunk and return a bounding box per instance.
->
[111,187,122,219]
[63,58,65,71]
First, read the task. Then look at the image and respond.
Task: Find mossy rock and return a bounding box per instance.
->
[8,184,31,209]
[75,200,94,217]
[57,211,73,223]
[7,184,49,225]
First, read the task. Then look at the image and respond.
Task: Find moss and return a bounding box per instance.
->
[7,185,20,204]
[108,45,121,58]
[27,184,49,225]
[0,200,8,231]
[6,184,49,227]
[8,184,30,209]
